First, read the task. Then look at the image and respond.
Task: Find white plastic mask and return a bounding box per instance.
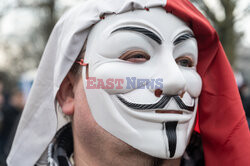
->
[82,7,202,159]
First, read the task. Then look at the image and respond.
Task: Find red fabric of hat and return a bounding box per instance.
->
[165,0,250,165]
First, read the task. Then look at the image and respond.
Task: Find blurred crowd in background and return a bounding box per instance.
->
[0,0,250,165]
[0,75,24,164]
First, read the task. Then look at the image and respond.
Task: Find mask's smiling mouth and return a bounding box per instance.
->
[116,94,195,112]
[155,110,183,114]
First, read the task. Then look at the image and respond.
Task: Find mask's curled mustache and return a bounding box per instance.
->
[117,95,195,112]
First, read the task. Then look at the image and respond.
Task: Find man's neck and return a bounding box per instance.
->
[72,119,181,166]
[73,143,181,166]
[74,155,181,166]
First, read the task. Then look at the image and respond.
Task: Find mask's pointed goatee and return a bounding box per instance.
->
[164,121,178,158]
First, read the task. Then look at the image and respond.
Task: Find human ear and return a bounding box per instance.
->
[56,73,76,115]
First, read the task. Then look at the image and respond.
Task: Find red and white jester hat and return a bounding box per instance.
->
[7,0,250,165]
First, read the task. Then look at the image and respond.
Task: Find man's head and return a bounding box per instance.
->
[9,1,249,165]
[57,7,202,161]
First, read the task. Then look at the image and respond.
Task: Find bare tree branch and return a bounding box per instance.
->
[191,0,219,25]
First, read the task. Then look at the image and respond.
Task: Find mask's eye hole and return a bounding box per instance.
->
[119,50,150,63]
[175,56,194,67]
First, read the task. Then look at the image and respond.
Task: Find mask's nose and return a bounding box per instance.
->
[152,54,186,96]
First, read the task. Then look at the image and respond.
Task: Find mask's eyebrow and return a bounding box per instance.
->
[173,33,195,45]
[111,26,162,45]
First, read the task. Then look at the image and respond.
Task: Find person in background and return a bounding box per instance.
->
[0,89,23,166]
[234,71,250,128]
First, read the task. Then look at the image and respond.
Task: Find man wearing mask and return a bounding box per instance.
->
[7,0,250,166]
